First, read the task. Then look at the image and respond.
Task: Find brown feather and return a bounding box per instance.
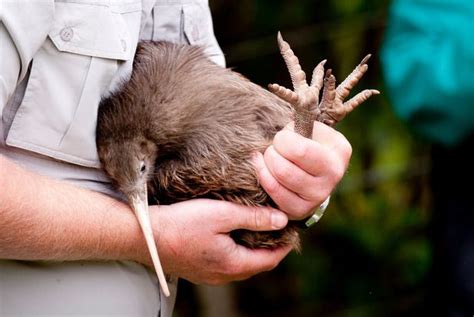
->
[97,41,301,250]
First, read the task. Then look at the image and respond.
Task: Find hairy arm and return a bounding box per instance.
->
[0,154,146,262]
[0,155,290,284]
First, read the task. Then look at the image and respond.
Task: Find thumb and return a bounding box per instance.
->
[221,204,288,232]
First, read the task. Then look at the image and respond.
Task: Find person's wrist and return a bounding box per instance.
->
[127,205,165,267]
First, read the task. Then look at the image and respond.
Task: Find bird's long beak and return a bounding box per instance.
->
[130,186,170,297]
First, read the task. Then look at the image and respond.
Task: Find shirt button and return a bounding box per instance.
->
[121,39,127,52]
[60,27,74,42]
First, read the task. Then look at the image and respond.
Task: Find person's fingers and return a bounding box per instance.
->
[263,145,332,202]
[202,243,292,285]
[215,199,289,232]
[281,121,352,170]
[253,151,315,219]
[310,121,352,162]
[272,128,347,178]
[231,244,292,280]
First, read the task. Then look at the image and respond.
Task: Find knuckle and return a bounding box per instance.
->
[334,131,353,160]
[312,186,326,202]
[308,190,327,205]
[259,208,273,228]
[264,178,280,196]
[251,208,265,229]
[293,140,310,161]
[332,159,347,183]
[291,202,312,219]
[273,163,292,183]
[326,153,346,184]
[301,180,326,202]
[318,188,332,204]
[340,140,353,162]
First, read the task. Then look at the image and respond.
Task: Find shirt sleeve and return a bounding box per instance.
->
[380,0,474,146]
[139,0,225,67]
[0,0,55,111]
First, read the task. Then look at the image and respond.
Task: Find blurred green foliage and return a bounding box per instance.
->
[175,1,432,316]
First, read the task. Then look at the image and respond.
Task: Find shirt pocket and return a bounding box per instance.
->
[6,0,142,168]
[150,0,225,67]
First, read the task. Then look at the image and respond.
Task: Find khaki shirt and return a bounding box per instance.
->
[0,0,224,316]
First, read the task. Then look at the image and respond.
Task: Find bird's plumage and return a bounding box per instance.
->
[96,41,301,250]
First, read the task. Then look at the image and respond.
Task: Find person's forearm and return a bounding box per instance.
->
[0,155,147,263]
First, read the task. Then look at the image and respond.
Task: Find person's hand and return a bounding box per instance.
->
[148,199,292,285]
[253,121,352,220]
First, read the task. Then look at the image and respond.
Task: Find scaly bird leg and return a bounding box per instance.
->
[318,54,380,127]
[269,32,380,135]
[268,32,326,138]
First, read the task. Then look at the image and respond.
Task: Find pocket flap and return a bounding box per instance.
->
[49,2,135,61]
[182,3,225,67]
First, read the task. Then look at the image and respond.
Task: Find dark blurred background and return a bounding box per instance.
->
[175,1,434,316]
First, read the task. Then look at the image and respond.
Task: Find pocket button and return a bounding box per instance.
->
[120,39,127,52]
[60,27,74,42]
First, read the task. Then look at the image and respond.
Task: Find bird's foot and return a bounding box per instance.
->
[318,54,380,127]
[268,32,325,138]
[268,32,380,135]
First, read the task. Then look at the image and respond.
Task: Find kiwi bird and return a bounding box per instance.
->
[96,32,379,296]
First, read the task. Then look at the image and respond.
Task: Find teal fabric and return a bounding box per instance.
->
[381,0,474,146]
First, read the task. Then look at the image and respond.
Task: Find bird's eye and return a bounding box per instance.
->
[139,161,146,174]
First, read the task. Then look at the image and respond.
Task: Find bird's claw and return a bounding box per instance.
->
[269,32,380,136]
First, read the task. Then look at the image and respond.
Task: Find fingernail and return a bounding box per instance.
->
[272,212,288,229]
